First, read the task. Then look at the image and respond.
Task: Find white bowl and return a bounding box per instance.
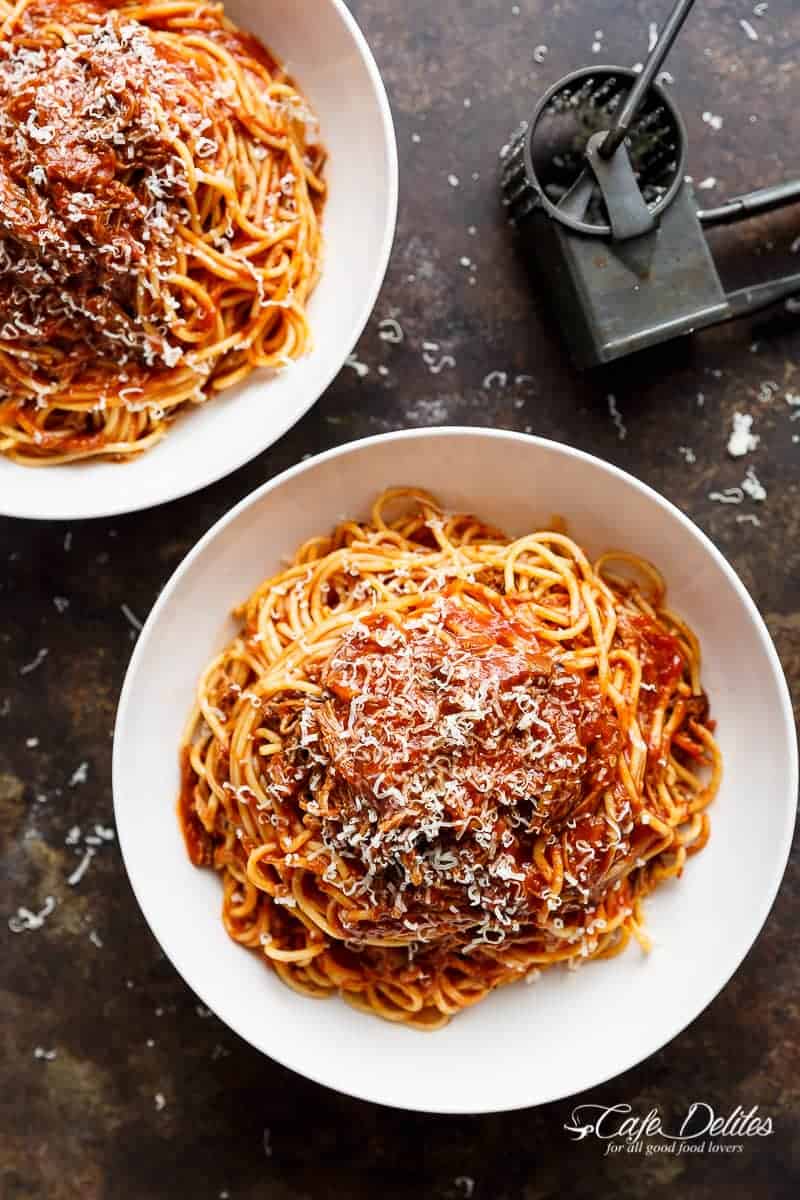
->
[113,429,798,1113]
[0,0,397,521]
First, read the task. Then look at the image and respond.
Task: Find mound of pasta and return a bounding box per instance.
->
[180,489,720,1028]
[0,0,325,464]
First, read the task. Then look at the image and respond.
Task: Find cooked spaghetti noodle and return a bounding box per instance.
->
[0,0,325,464]
[180,489,721,1029]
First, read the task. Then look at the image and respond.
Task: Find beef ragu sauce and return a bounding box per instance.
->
[614,608,715,762]
[0,0,301,431]
[0,0,201,370]
[239,598,640,950]
[206,23,280,75]
[619,611,685,709]
[179,745,213,868]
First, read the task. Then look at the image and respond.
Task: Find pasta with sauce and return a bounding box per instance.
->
[0,0,325,464]
[179,488,721,1028]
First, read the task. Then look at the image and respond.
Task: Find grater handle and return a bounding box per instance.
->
[722,273,800,322]
[584,132,656,239]
[698,180,800,228]
[599,0,697,160]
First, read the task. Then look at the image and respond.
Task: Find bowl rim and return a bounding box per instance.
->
[113,427,799,1112]
[0,0,399,522]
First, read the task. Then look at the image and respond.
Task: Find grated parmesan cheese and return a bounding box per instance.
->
[68,762,89,787]
[741,466,767,501]
[727,412,759,458]
[9,895,56,933]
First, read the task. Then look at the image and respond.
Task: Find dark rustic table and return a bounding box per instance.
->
[2,1,799,1197]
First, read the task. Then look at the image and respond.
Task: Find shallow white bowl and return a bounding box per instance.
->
[1,0,397,521]
[113,429,798,1113]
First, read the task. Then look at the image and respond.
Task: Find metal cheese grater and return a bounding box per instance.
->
[500,0,800,367]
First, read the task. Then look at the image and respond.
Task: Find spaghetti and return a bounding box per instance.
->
[180,489,721,1029]
[0,0,325,465]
